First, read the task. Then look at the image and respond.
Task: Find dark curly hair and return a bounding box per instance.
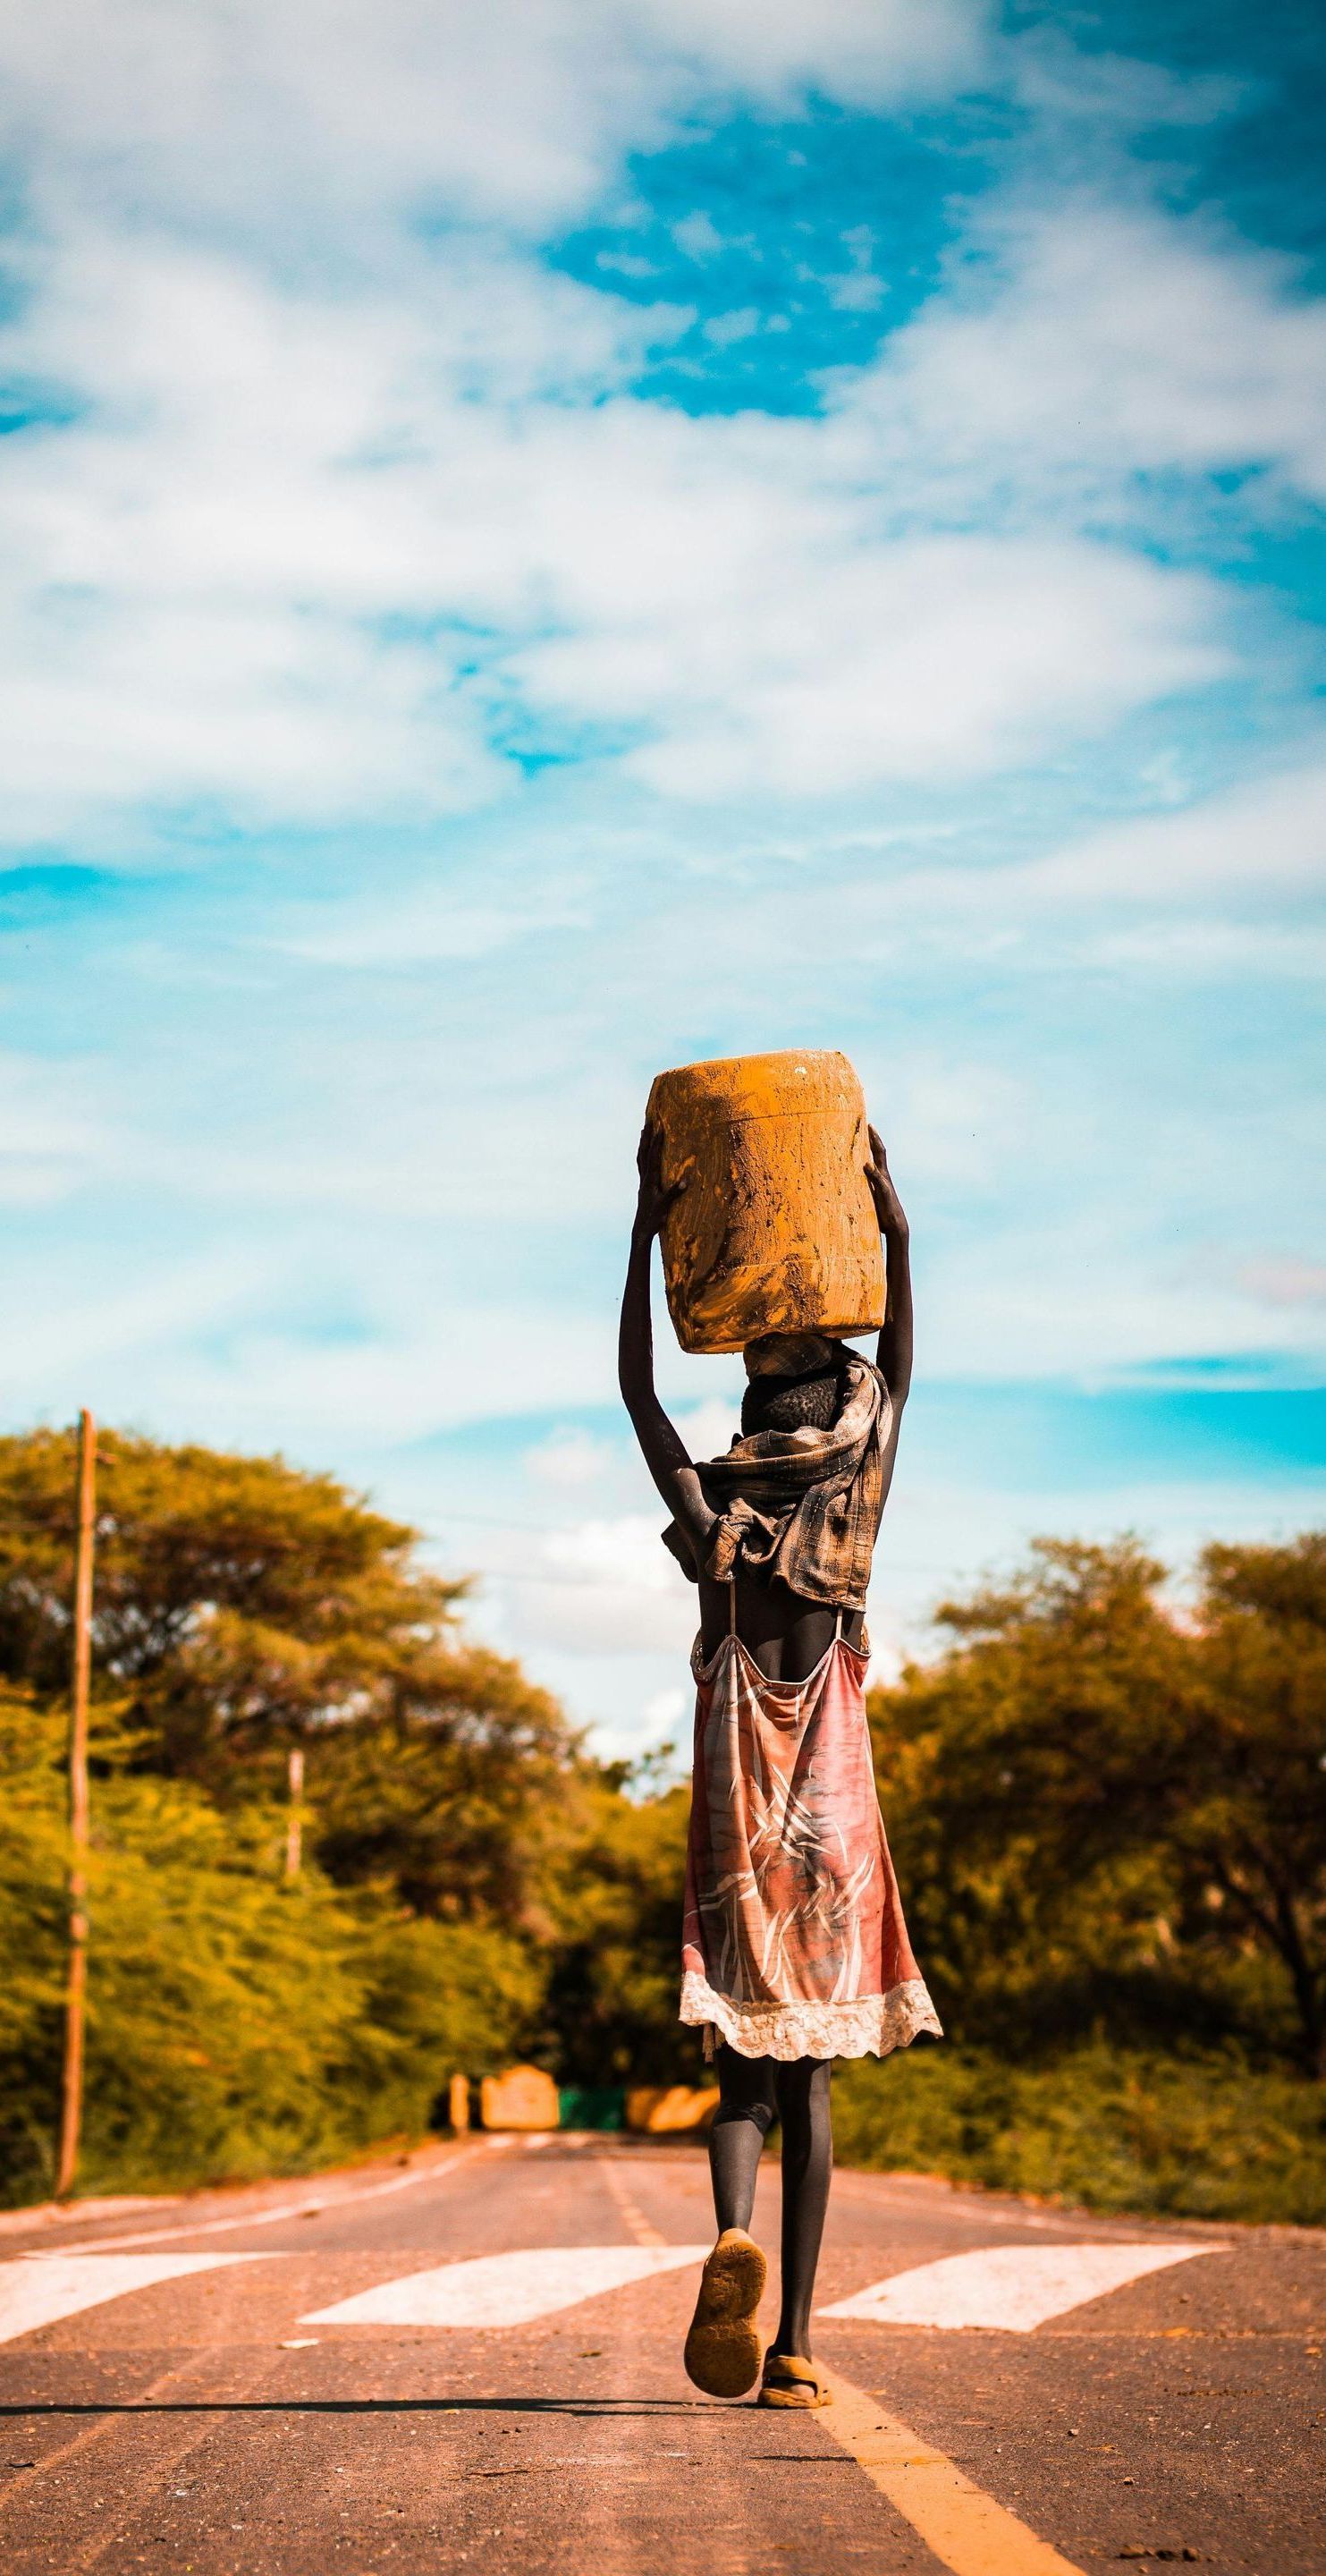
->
[740,1363,848,1438]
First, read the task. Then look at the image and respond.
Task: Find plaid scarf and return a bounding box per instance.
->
[663,1352,891,1613]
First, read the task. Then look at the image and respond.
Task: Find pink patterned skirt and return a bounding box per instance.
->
[680,1629,942,2063]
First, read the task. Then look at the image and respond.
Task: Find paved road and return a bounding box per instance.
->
[0,2134,1322,2574]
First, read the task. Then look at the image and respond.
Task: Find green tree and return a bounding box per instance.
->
[307,1645,590,1936]
[1177,1537,1326,2072]
[870,1533,1326,2071]
[0,1690,543,2205]
[0,1427,468,1775]
[537,1767,691,2085]
[0,1427,586,2202]
[0,1423,589,1925]
[870,1539,1190,2045]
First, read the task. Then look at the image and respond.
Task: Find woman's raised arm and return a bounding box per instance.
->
[618,1124,715,1562]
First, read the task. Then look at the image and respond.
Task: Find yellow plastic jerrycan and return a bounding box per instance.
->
[646,1048,884,1356]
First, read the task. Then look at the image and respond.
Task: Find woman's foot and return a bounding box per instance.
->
[757,2350,832,2410]
[682,2227,767,2397]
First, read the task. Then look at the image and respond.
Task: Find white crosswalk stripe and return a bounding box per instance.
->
[303,2244,710,2329]
[819,2240,1225,2331]
[0,2252,279,2345]
[2,2230,1225,2351]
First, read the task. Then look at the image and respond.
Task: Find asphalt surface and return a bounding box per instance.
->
[0,2133,1322,2574]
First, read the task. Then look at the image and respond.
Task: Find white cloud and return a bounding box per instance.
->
[640,1684,688,1741]
[826,271,887,315]
[843,200,1326,517]
[823,224,886,313]
[1018,757,1326,902]
[628,0,984,106]
[1238,1259,1326,1310]
[6,1245,279,1402]
[0,232,682,847]
[923,1257,1253,1386]
[599,534,1224,799]
[674,1395,742,1462]
[703,306,762,347]
[803,755,1326,970]
[274,890,587,969]
[1086,922,1326,981]
[4,18,1296,851]
[511,1513,697,1655]
[0,1049,112,1203]
[0,1,985,243]
[137,1304,659,1453]
[672,211,723,260]
[883,1058,1028,1192]
[1007,26,1245,132]
[1,1,1322,1760]
[0,225,1232,843]
[526,1428,617,1487]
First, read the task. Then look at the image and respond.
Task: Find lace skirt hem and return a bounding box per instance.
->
[679,1968,942,2064]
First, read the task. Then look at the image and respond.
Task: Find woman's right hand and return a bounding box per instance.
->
[865,1125,908,1238]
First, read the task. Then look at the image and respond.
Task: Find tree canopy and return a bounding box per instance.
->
[0,1428,470,1768]
[0,1425,605,2199]
[0,1420,1322,2217]
[868,1534,1326,2072]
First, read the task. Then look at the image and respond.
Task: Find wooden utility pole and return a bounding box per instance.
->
[285,1744,305,1880]
[55,1409,96,2199]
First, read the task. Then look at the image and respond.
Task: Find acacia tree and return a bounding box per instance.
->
[869,1539,1190,2042]
[306,1644,589,1936]
[1178,1538,1326,2073]
[0,1428,465,1759]
[870,1534,1326,2072]
[0,1427,601,2198]
[0,1428,587,1928]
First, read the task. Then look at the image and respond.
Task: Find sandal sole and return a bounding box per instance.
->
[683,2233,767,2398]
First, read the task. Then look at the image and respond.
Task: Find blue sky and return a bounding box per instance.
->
[1,0,1323,1753]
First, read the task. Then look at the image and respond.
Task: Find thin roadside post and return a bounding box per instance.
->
[55,1408,97,2199]
[285,1743,305,1879]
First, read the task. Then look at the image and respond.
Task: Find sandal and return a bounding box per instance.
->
[683,2227,767,2398]
[757,2351,832,2410]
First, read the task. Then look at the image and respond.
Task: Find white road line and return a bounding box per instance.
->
[0,2195,182,2240]
[302,2243,709,2329]
[51,2143,497,2255]
[0,2253,279,2346]
[819,2240,1226,2332]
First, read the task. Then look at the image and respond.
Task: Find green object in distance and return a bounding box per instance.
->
[558,2086,625,2131]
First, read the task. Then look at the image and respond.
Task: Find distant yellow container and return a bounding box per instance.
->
[479,2065,559,2131]
[625,2084,721,2135]
[646,1048,884,1356]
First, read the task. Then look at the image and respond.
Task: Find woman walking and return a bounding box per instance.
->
[619,1118,940,2409]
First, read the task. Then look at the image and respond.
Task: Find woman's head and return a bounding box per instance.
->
[740,1358,849,1437]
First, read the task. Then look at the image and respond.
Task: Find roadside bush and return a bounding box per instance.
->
[832,2040,1326,2227]
[0,1698,541,2203]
